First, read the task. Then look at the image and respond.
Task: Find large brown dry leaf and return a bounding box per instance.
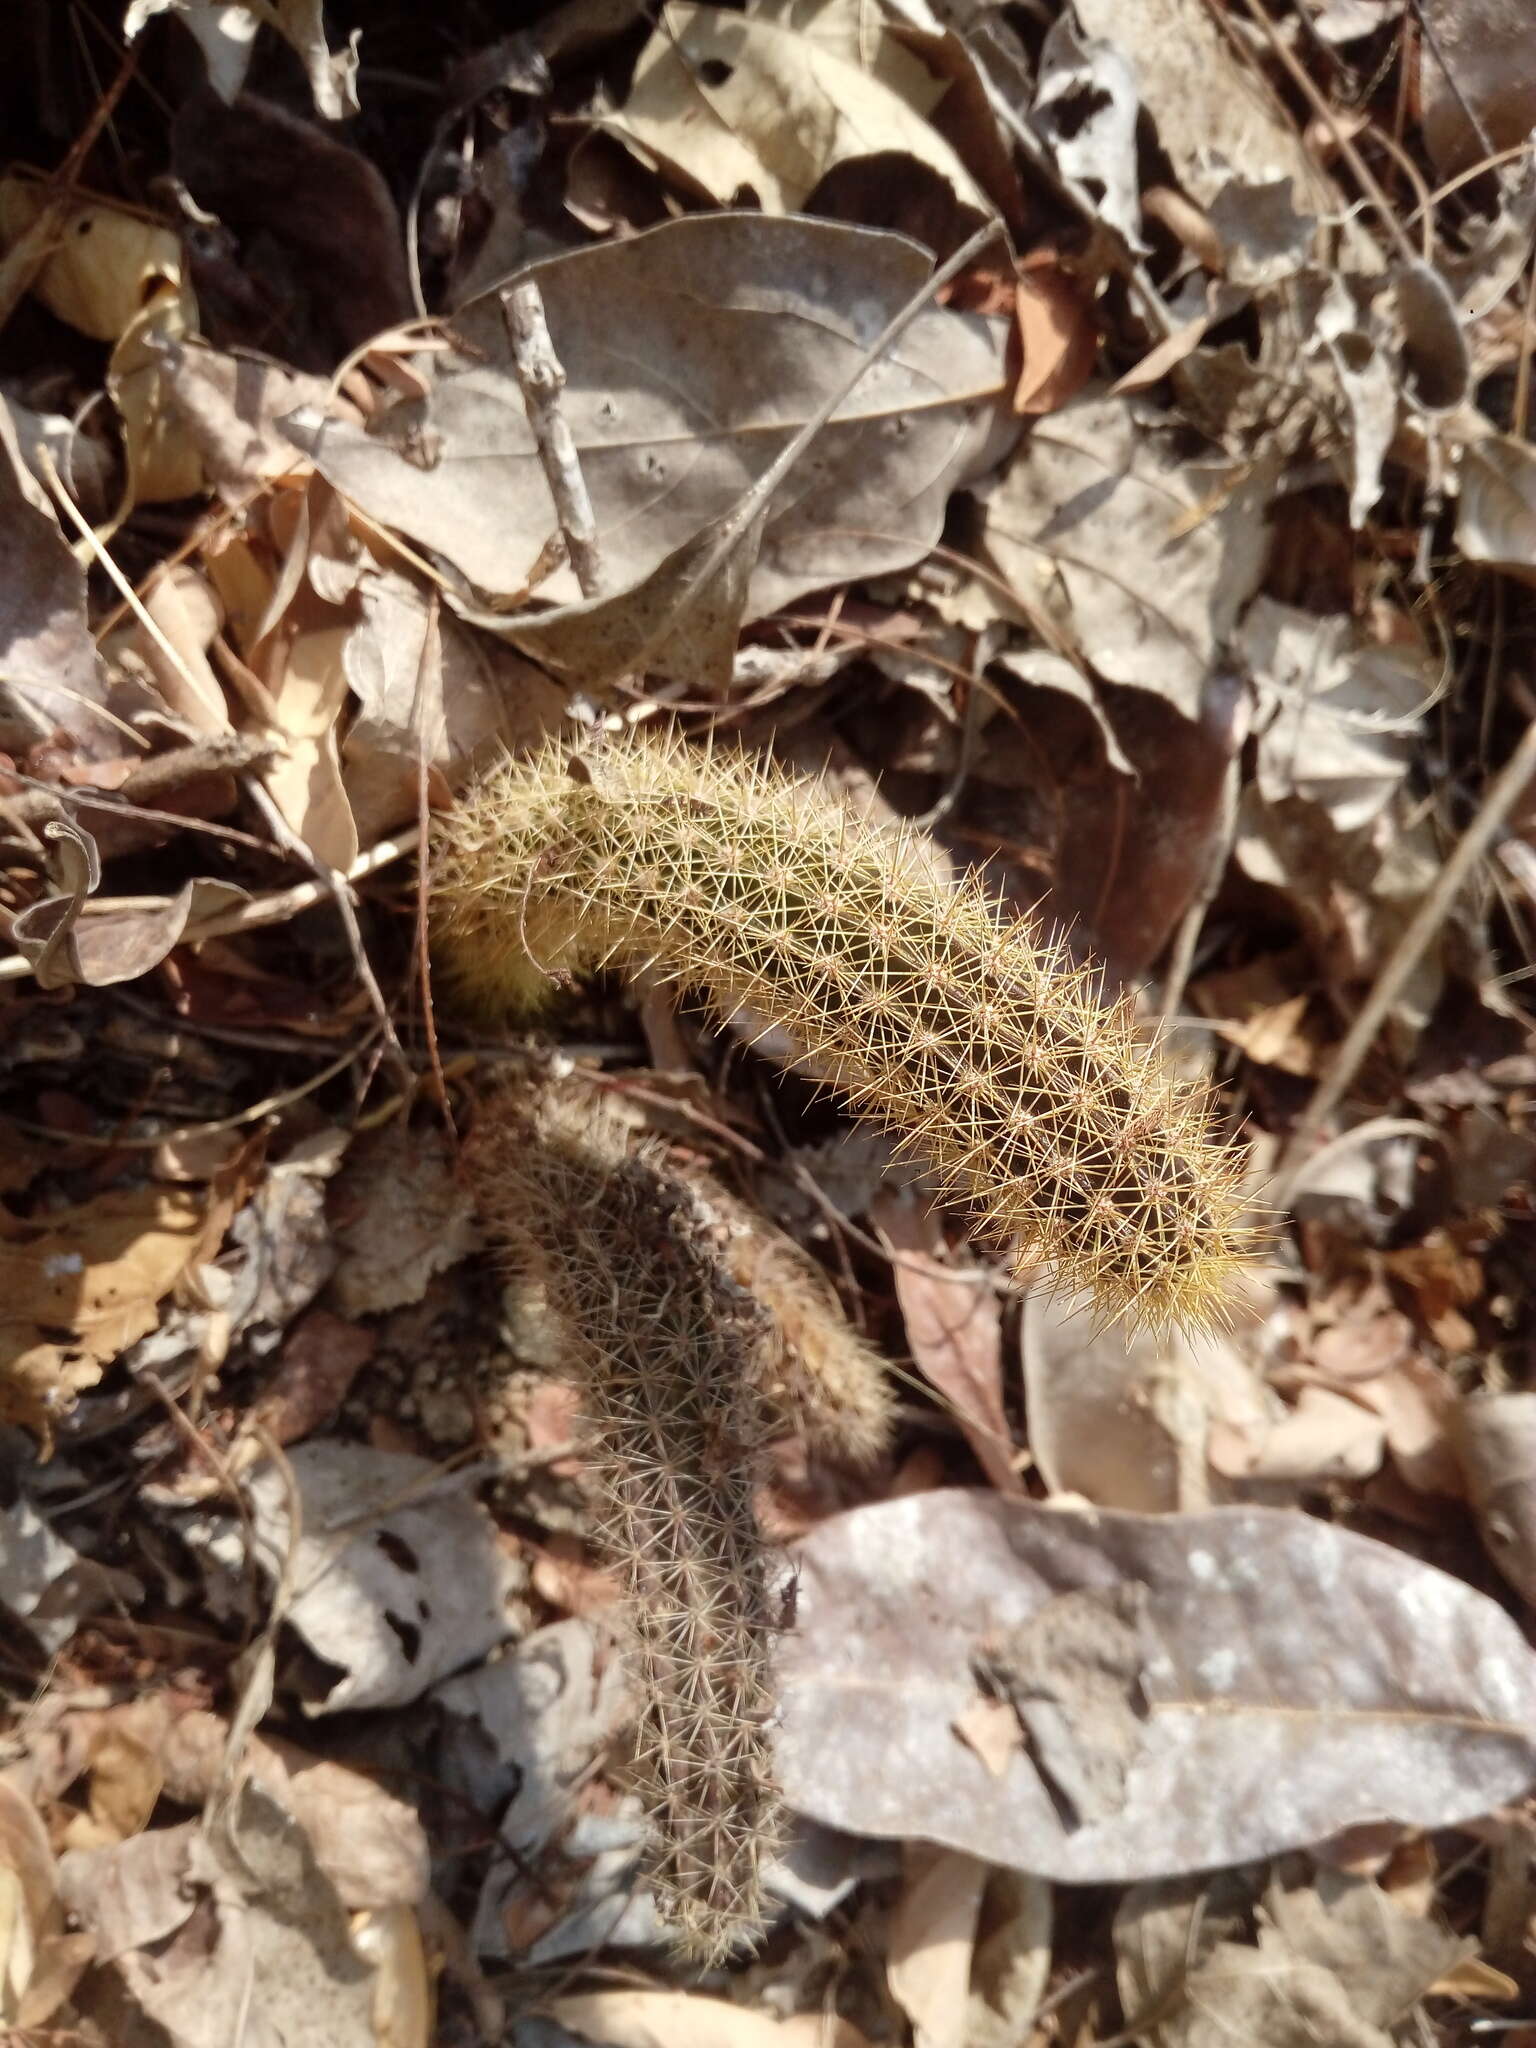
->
[606,0,989,217]
[0,1185,208,1433]
[772,1491,1536,1882]
[286,213,1006,643]
[975,392,1274,721]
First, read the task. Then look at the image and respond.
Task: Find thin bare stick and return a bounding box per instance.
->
[1275,716,1536,1196]
[502,278,605,600]
[0,734,276,832]
[1159,752,1242,1026]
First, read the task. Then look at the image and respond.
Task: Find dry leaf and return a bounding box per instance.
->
[1031,13,1143,248]
[607,0,991,218]
[0,1777,91,2029]
[976,391,1274,721]
[327,1120,480,1317]
[60,1783,380,2048]
[125,0,360,119]
[1022,1290,1270,1512]
[1133,1869,1475,2048]
[967,1868,1053,2048]
[872,1193,1020,1495]
[0,1184,209,1434]
[1242,598,1427,832]
[1012,251,1098,416]
[9,874,251,990]
[1457,433,1536,584]
[1454,1392,1536,1604]
[258,622,358,868]
[0,397,111,753]
[553,1989,875,2048]
[773,1491,1536,1881]
[0,176,202,510]
[342,568,566,841]
[1072,0,1324,211]
[185,1442,517,1712]
[887,1844,990,2048]
[606,0,991,219]
[288,212,1005,629]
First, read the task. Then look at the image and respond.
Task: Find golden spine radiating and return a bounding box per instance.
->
[436,730,1252,1332]
[463,1087,782,1965]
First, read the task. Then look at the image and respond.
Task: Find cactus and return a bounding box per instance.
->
[435,729,1251,1333]
[686,1166,894,1465]
[464,1084,783,1965]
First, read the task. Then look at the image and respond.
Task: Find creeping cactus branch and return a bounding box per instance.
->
[464,1085,783,1965]
[436,729,1251,1332]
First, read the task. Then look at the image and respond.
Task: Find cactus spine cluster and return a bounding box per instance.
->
[436,729,1250,1332]
[463,1086,783,1965]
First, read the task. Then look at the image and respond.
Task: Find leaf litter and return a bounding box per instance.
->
[4,0,1536,2041]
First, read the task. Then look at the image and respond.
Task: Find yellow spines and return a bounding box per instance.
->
[435,729,1252,1333]
[463,1085,782,1966]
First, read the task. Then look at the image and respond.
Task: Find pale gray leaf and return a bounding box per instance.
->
[773,1491,1536,1882]
[1031,13,1143,248]
[976,392,1274,721]
[284,213,1005,644]
[1458,432,1536,583]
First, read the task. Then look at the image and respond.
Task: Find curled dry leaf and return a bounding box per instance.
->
[887,1845,989,2048]
[1117,1866,1474,2048]
[10,874,251,991]
[773,1491,1536,1882]
[608,0,991,219]
[125,0,361,120]
[185,1443,518,1712]
[1457,433,1536,585]
[0,176,202,509]
[0,397,111,754]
